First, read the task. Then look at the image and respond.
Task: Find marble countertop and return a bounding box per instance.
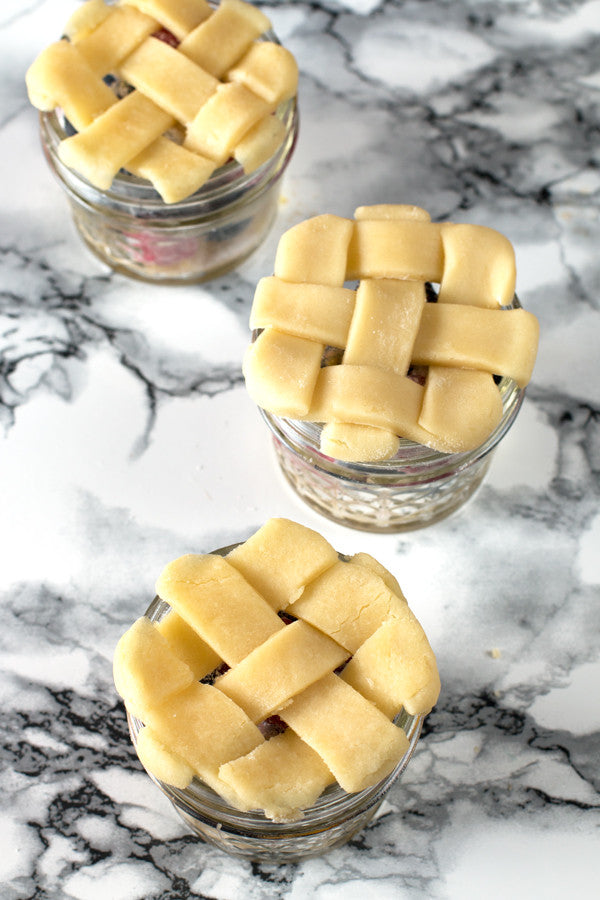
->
[2,0,600,897]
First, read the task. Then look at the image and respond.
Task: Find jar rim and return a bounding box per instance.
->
[39,93,298,215]
[262,373,524,478]
[128,703,422,835]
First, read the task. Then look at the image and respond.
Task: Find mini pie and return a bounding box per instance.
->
[244,204,540,461]
[25,0,298,202]
[113,518,440,821]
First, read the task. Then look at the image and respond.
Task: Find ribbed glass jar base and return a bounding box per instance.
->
[271,435,493,532]
[261,376,524,533]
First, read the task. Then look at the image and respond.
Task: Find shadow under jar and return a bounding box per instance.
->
[260,373,524,533]
[38,82,298,284]
[127,579,424,863]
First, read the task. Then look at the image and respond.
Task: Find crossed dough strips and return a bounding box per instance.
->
[244,204,540,461]
[113,518,440,821]
[25,0,298,202]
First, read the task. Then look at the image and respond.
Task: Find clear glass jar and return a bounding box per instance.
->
[38,83,297,284]
[261,375,524,532]
[126,556,424,863]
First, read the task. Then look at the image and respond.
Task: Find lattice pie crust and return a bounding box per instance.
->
[26,0,298,202]
[113,518,440,821]
[244,204,540,461]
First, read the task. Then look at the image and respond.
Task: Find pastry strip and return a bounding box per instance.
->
[216,620,349,722]
[155,553,284,666]
[281,673,410,794]
[243,328,324,418]
[288,559,407,653]
[250,277,357,347]
[226,517,338,610]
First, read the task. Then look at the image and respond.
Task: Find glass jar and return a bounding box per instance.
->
[126,560,425,863]
[38,86,297,284]
[260,375,524,532]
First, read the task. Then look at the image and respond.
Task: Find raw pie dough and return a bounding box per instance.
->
[113,518,440,821]
[244,204,540,461]
[25,0,298,202]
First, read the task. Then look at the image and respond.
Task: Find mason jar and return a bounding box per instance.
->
[125,556,425,862]
[38,75,297,284]
[260,374,524,532]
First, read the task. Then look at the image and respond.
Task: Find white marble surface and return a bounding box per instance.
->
[2,0,600,897]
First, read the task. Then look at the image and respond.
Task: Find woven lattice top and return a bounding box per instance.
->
[113,518,440,821]
[244,204,540,461]
[26,0,298,202]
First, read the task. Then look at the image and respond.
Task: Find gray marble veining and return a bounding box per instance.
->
[1,1,599,898]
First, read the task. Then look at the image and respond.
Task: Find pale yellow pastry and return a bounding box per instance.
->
[438,223,516,308]
[301,363,435,448]
[215,620,349,722]
[26,0,298,202]
[250,277,357,348]
[155,608,221,679]
[58,91,175,190]
[64,0,113,41]
[184,82,271,165]
[225,516,339,609]
[218,729,334,822]
[343,279,426,375]
[349,551,405,596]
[418,367,504,454]
[227,41,300,106]
[242,328,325,418]
[274,214,354,285]
[233,114,287,174]
[341,613,442,718]
[135,725,194,789]
[113,616,195,719]
[286,558,408,654]
[281,673,410,794]
[320,421,400,462]
[118,35,219,124]
[244,204,540,461]
[354,203,432,222]
[178,0,270,77]
[113,518,440,821]
[155,551,284,666]
[143,681,265,795]
[120,0,212,42]
[346,220,445,282]
[25,40,117,130]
